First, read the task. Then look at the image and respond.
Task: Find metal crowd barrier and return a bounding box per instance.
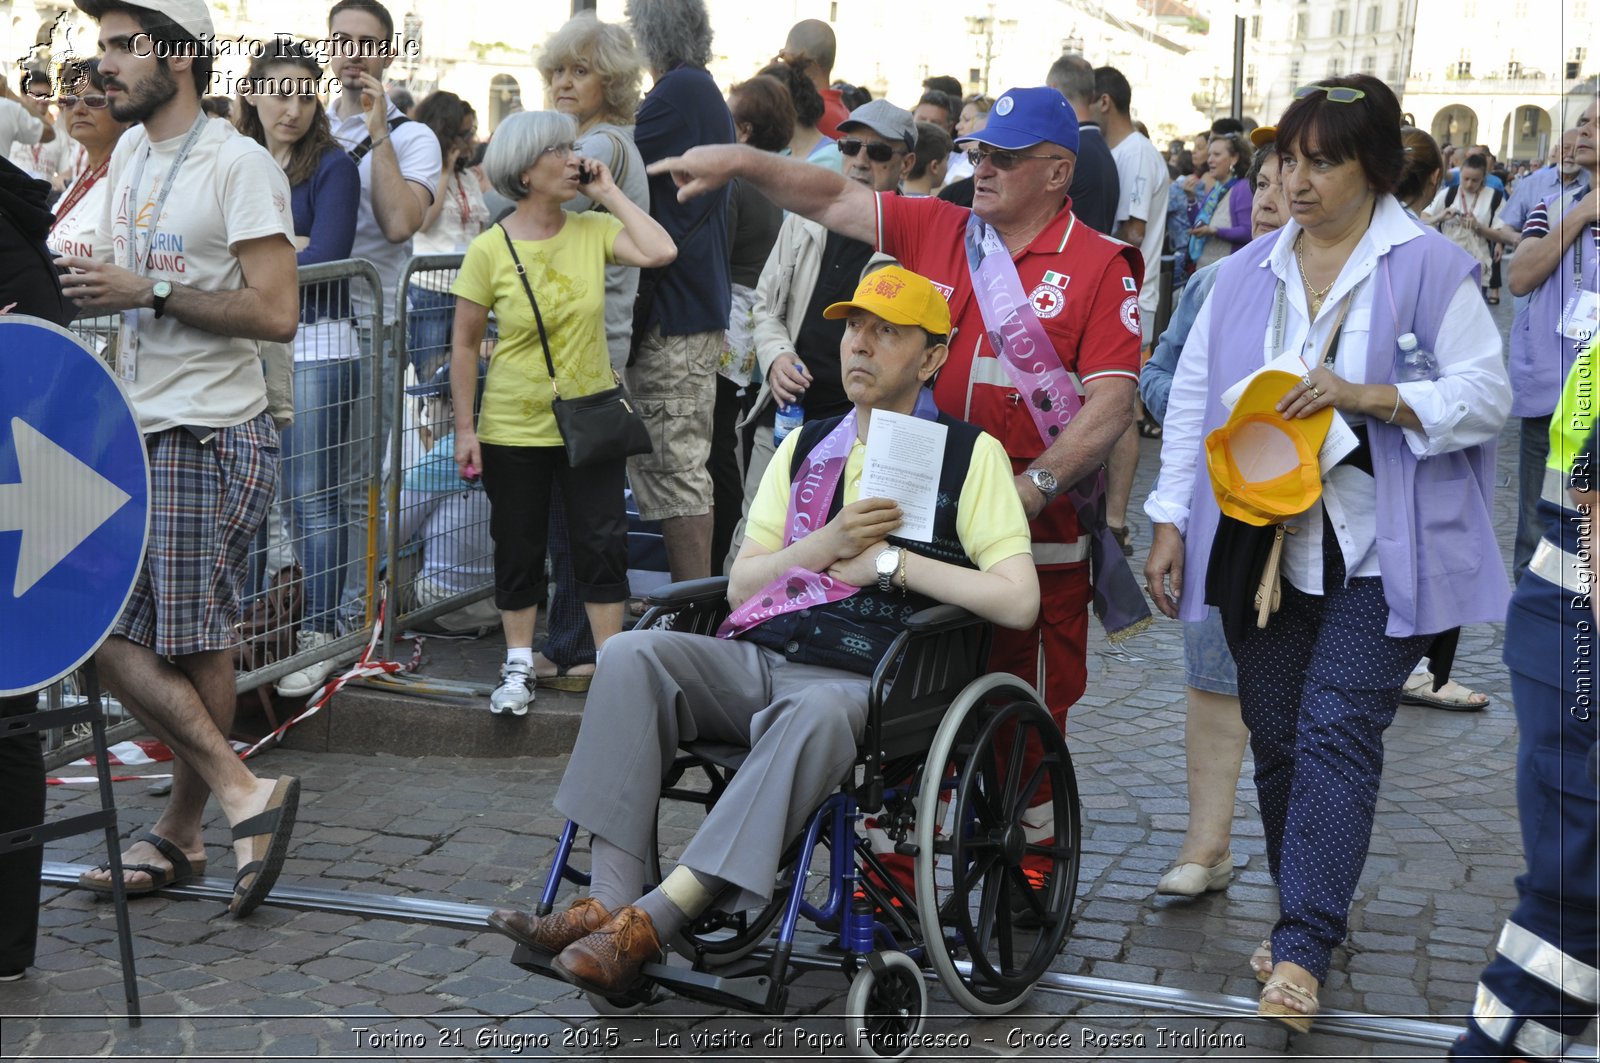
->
[382,254,496,662]
[231,259,387,697]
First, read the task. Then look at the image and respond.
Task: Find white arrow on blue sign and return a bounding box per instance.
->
[0,316,149,696]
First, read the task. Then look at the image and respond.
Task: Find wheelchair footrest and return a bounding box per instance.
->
[509,942,782,1014]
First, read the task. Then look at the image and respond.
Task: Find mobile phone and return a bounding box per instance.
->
[577,161,594,185]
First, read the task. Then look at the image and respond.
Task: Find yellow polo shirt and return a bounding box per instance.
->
[745,423,1033,570]
[452,212,622,447]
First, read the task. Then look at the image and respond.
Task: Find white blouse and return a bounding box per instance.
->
[1144,194,1512,596]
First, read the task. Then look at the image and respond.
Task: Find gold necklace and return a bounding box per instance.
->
[1295,232,1336,318]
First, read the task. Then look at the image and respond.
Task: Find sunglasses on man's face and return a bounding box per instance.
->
[1294,84,1367,103]
[838,137,903,163]
[965,146,1067,171]
[59,94,109,110]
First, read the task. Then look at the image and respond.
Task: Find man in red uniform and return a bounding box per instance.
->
[649,85,1141,730]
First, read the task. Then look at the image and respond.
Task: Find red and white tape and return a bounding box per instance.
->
[47,591,422,784]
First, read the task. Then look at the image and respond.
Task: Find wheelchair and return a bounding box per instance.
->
[510,577,1083,1059]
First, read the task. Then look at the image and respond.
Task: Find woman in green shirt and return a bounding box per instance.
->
[449,110,676,716]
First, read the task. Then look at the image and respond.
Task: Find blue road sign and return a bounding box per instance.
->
[0,316,149,696]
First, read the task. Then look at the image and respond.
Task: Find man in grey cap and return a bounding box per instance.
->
[720,99,915,569]
[58,0,303,918]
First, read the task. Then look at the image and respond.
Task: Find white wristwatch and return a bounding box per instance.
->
[875,546,903,594]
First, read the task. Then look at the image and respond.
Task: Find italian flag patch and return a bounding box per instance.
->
[1040,270,1069,288]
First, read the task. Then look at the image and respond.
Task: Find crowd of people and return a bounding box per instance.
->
[0,0,1594,1054]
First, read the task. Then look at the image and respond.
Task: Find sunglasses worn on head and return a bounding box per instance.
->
[838,137,903,163]
[965,146,1067,170]
[59,94,109,110]
[1294,84,1367,103]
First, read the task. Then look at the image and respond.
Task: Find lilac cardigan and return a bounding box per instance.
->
[1180,227,1510,637]
[1212,179,1253,248]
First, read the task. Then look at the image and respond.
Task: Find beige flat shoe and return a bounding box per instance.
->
[1156,853,1234,895]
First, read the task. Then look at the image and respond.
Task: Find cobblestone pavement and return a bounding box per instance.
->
[7,300,1595,1061]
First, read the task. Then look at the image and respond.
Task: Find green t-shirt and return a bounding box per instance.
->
[452,212,623,447]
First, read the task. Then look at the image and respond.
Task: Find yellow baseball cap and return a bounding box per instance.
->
[1204,369,1332,526]
[822,265,952,336]
[1249,125,1278,148]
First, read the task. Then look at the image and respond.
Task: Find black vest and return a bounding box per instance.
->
[740,412,983,674]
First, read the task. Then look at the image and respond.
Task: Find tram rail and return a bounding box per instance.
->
[48,861,1595,1058]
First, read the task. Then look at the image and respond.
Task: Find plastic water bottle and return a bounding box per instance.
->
[1395,333,1438,383]
[773,361,805,444]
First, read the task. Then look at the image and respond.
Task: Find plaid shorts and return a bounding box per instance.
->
[115,412,279,657]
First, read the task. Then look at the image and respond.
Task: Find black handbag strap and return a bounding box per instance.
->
[347,115,413,166]
[498,222,562,395]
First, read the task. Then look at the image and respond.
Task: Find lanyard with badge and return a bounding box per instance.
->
[1558,187,1599,344]
[116,114,207,382]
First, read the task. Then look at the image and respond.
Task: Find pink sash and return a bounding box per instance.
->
[717,390,939,639]
[964,212,1153,642]
[964,214,1084,440]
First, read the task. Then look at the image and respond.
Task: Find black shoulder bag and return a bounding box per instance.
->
[499,224,652,468]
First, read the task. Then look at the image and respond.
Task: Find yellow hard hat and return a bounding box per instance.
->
[1204,369,1333,526]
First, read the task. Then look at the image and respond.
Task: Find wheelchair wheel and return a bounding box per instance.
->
[913,674,1080,1014]
[843,950,927,1059]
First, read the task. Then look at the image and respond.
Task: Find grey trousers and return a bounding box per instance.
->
[553,629,870,911]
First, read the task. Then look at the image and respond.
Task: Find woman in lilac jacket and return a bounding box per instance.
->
[1144,76,1511,1034]
[1186,131,1252,266]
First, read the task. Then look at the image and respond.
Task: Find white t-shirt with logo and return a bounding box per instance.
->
[327,99,442,310]
[94,116,295,433]
[1110,130,1172,343]
[49,169,108,258]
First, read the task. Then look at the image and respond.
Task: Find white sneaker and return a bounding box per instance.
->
[274,630,343,698]
[490,664,535,716]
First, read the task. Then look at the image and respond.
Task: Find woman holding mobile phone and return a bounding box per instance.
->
[448,110,675,716]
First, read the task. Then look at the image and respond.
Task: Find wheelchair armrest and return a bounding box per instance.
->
[643,577,731,609]
[901,603,984,636]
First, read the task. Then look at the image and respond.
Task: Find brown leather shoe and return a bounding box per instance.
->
[551,905,663,994]
[486,898,611,954]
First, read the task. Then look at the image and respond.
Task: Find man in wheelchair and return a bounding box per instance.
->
[489,265,1039,996]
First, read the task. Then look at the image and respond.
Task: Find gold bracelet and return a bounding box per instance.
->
[1386,386,1402,424]
[896,547,909,594]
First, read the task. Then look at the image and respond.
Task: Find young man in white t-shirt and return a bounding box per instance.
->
[1092,63,1171,555]
[323,0,442,629]
[58,0,303,919]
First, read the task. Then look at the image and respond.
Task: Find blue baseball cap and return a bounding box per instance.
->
[956,86,1080,155]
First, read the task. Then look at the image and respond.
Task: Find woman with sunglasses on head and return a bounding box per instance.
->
[46,62,129,260]
[234,40,363,698]
[1144,75,1511,1032]
[1186,130,1251,267]
[408,91,489,378]
[449,111,675,716]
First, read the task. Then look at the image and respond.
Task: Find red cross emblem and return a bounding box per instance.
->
[1028,283,1065,318]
